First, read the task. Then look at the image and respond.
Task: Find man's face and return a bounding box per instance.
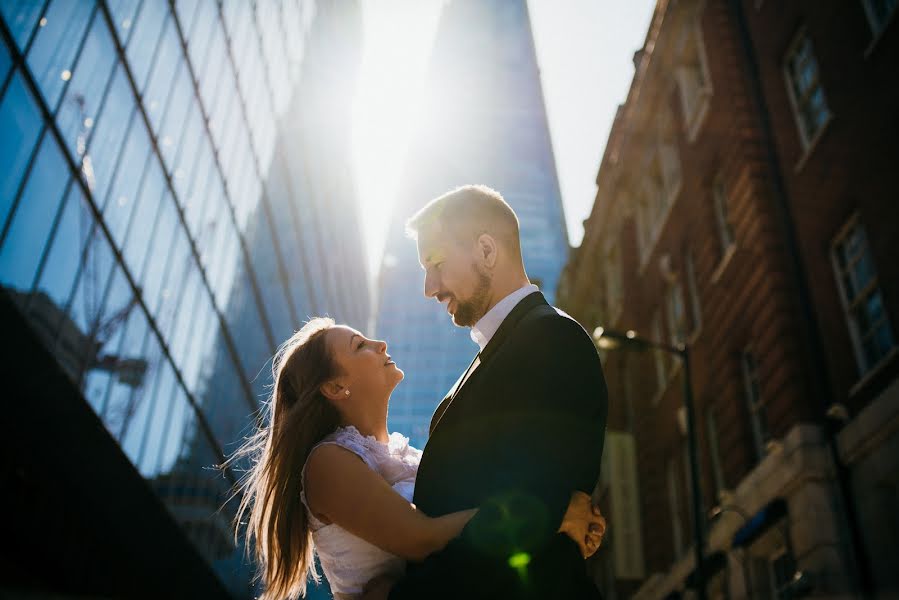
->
[417,225,492,327]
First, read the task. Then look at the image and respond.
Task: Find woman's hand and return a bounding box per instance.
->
[558,491,606,558]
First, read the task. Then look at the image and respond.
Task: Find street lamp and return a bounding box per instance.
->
[593,326,708,600]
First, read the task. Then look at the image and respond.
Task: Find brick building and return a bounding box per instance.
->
[558,1,899,598]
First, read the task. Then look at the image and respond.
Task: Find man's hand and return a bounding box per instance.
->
[360,573,396,600]
[558,491,606,558]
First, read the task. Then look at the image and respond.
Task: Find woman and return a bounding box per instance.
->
[232,318,605,600]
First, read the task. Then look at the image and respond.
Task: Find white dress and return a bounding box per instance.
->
[300,426,422,599]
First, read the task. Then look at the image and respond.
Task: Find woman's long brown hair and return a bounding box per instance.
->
[229,317,341,599]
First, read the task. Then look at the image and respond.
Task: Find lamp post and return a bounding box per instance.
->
[593,327,707,600]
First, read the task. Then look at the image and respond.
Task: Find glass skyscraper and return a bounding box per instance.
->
[376,0,570,449]
[0,1,366,597]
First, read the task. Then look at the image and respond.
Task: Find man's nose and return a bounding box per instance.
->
[424,271,439,299]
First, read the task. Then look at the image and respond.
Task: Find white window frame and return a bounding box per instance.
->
[675,19,713,141]
[831,215,897,376]
[782,29,832,151]
[741,349,769,461]
[713,176,735,254]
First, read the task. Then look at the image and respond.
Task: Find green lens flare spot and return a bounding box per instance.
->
[508,552,531,570]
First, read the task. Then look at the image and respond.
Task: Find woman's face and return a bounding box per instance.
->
[327,326,404,404]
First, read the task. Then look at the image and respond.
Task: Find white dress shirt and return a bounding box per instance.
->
[470,283,540,351]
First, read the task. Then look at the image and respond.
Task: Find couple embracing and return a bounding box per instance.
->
[234,185,609,599]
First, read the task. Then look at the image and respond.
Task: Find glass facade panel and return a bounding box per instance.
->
[0,30,12,83]
[122,156,164,276]
[0,0,45,52]
[102,119,151,245]
[159,63,192,169]
[55,11,116,161]
[25,0,94,110]
[99,298,150,436]
[0,133,69,291]
[138,192,177,309]
[83,65,134,202]
[106,0,141,42]
[143,20,179,132]
[118,329,164,463]
[33,184,90,310]
[125,0,167,90]
[1,4,368,596]
[0,73,44,219]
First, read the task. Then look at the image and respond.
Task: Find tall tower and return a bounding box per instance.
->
[376,0,569,448]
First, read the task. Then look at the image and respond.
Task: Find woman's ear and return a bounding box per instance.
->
[320,379,348,402]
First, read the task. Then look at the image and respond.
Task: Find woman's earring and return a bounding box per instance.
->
[345,390,351,396]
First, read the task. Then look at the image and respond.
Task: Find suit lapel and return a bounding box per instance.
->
[428,291,548,436]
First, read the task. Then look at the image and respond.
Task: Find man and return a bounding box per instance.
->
[379,185,608,599]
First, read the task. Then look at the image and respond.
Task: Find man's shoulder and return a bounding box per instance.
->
[519,302,590,338]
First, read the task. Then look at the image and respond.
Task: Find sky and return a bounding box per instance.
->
[352,0,657,278]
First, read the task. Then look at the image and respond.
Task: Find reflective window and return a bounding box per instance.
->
[0,73,44,220]
[132,355,179,475]
[155,227,191,336]
[199,331,255,448]
[257,1,290,115]
[153,383,193,475]
[226,264,274,379]
[158,62,192,169]
[26,0,94,110]
[182,141,215,239]
[82,264,134,414]
[208,69,237,150]
[0,0,45,52]
[185,1,215,75]
[143,21,180,132]
[33,183,90,310]
[55,12,116,161]
[83,65,134,202]
[139,193,178,311]
[171,100,203,201]
[210,214,241,310]
[248,207,295,341]
[66,224,116,336]
[103,119,151,247]
[173,0,199,35]
[198,21,226,107]
[1,31,12,83]
[98,301,150,440]
[0,133,70,292]
[122,156,164,277]
[125,1,167,90]
[169,264,202,366]
[180,286,216,391]
[106,0,141,43]
[117,327,163,463]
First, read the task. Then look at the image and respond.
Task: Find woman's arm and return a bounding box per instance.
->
[304,444,477,562]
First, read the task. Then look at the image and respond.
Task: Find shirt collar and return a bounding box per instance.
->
[470,283,540,351]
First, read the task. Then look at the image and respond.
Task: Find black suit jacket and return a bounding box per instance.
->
[389,292,608,599]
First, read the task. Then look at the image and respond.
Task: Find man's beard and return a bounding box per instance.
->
[451,263,492,327]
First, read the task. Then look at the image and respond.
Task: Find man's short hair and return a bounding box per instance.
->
[405,185,521,256]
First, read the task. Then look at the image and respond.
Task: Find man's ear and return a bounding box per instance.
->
[477,233,498,269]
[320,379,348,402]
